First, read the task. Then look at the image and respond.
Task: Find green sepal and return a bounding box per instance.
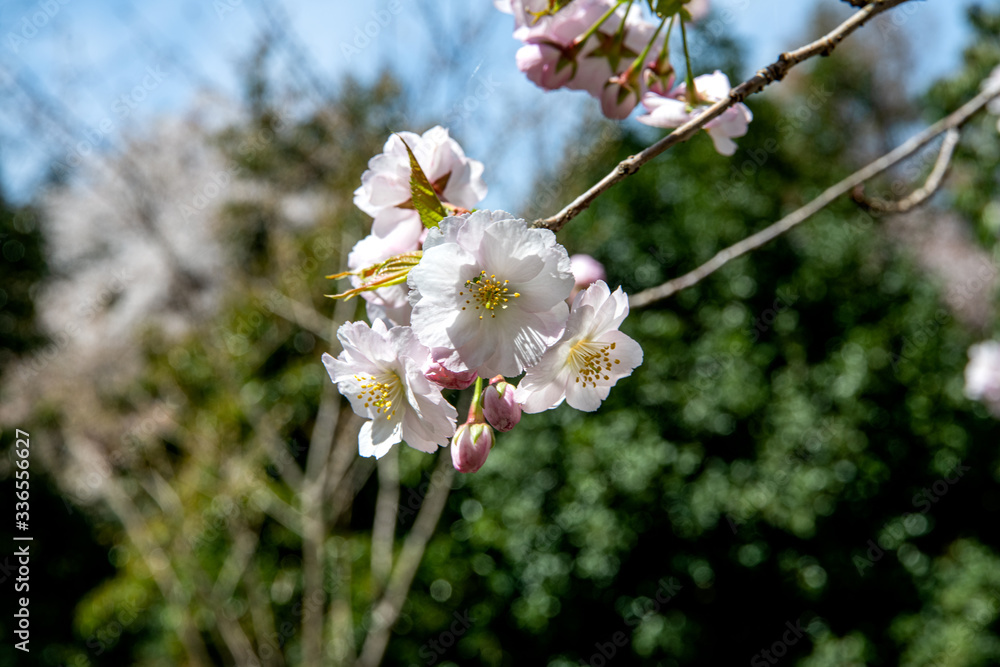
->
[325,251,423,300]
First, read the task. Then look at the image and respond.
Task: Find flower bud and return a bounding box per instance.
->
[570,253,606,287]
[642,54,675,97]
[483,378,522,432]
[451,423,494,473]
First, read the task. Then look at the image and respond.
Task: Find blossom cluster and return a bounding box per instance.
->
[322,130,643,471]
[495,0,752,155]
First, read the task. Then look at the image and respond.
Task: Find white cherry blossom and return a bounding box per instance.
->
[637,70,753,156]
[516,280,642,412]
[407,210,574,378]
[353,126,487,239]
[322,320,458,458]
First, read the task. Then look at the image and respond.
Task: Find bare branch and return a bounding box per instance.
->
[630,88,996,309]
[355,453,455,667]
[371,445,401,597]
[532,0,917,232]
[262,290,335,343]
[852,128,961,213]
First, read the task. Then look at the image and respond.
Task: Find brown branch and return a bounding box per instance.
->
[354,452,455,667]
[852,128,961,213]
[531,0,916,232]
[629,88,997,309]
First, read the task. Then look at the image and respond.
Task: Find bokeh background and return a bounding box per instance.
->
[2,0,1000,665]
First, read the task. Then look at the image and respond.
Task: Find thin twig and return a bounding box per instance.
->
[262,290,335,343]
[532,0,916,232]
[299,231,359,666]
[852,128,961,213]
[355,453,455,667]
[630,88,997,308]
[371,445,401,598]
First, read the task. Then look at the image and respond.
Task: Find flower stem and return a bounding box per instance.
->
[467,376,485,423]
[680,18,698,105]
[576,0,628,46]
[626,12,669,77]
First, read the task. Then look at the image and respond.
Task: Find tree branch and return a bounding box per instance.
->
[354,452,455,667]
[630,89,997,309]
[371,445,400,598]
[852,128,961,214]
[532,0,916,232]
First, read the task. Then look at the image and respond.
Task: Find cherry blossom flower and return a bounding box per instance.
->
[508,0,665,120]
[513,1,613,92]
[637,70,753,156]
[515,280,643,412]
[407,209,574,378]
[322,320,458,458]
[353,126,487,239]
[965,341,1000,416]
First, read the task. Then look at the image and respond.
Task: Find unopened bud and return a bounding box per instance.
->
[451,423,494,473]
[642,56,675,97]
[483,378,521,432]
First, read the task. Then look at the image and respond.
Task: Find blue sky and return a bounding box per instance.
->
[0,0,989,208]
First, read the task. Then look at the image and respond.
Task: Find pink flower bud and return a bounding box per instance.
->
[642,56,676,97]
[600,77,641,120]
[570,254,606,292]
[483,379,522,432]
[424,348,478,389]
[451,423,494,473]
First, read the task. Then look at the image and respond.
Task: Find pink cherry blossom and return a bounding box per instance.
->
[637,70,753,156]
[353,126,487,239]
[322,320,457,458]
[407,209,573,378]
[516,280,643,413]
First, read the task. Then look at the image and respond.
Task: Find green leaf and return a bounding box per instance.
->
[398,135,446,229]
